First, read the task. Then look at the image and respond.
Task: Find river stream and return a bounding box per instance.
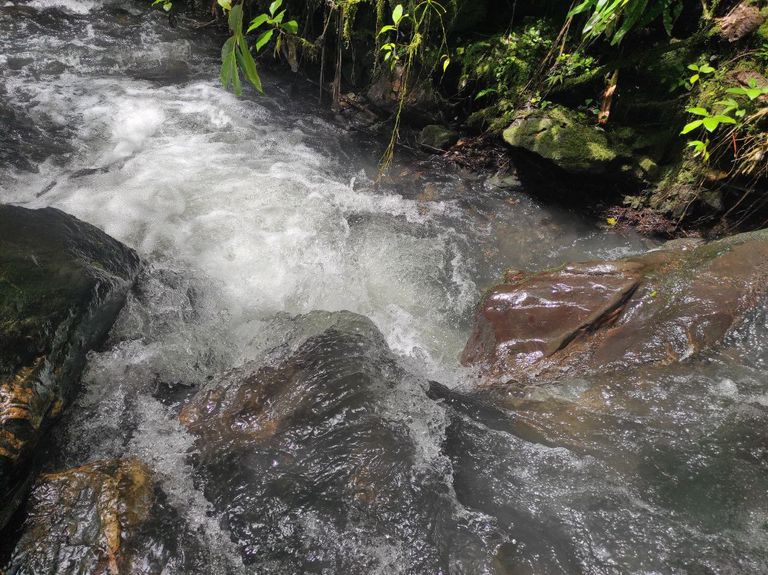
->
[1,1,767,573]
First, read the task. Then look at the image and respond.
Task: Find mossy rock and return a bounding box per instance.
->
[0,205,140,530]
[417,124,459,151]
[502,106,623,174]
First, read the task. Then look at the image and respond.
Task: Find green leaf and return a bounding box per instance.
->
[687,139,709,160]
[236,44,263,94]
[687,64,699,72]
[568,0,594,17]
[716,97,738,108]
[269,0,282,17]
[699,64,715,74]
[612,0,648,45]
[220,37,236,89]
[710,115,736,125]
[247,14,269,33]
[702,117,720,131]
[378,24,397,35]
[281,20,299,35]
[663,2,682,36]
[392,4,403,24]
[228,3,243,34]
[686,107,709,117]
[217,0,231,11]
[475,87,498,100]
[254,29,274,52]
[680,119,703,134]
[726,86,764,100]
[232,62,242,96]
[442,55,450,73]
[272,10,285,24]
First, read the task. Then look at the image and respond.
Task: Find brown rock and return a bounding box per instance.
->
[462,230,768,383]
[6,459,153,575]
[718,3,765,42]
[178,312,476,571]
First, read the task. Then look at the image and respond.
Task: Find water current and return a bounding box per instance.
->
[2,1,767,573]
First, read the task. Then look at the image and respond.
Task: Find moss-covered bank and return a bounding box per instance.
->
[166,0,768,235]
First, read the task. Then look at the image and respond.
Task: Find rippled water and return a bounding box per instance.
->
[2,1,767,573]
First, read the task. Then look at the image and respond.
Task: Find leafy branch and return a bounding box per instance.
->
[216,0,301,96]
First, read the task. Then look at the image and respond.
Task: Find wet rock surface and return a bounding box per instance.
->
[463,229,768,383]
[4,459,153,575]
[181,311,497,573]
[0,205,140,528]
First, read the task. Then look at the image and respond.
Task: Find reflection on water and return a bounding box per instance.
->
[2,1,767,573]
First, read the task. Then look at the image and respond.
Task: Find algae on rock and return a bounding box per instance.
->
[502,105,623,174]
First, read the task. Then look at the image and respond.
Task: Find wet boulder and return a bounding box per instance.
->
[462,229,768,383]
[0,205,140,529]
[181,311,495,573]
[4,459,153,575]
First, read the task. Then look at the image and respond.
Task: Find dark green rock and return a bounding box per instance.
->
[0,205,140,529]
[417,124,459,151]
[502,105,624,174]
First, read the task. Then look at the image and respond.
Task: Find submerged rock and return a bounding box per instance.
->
[5,459,153,575]
[462,229,768,383]
[0,205,140,529]
[502,105,623,174]
[181,311,496,573]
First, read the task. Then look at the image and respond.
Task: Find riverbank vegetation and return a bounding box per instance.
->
[159,0,768,235]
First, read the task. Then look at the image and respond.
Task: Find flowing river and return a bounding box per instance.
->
[2,1,768,573]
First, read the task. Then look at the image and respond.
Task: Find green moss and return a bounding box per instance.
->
[502,105,619,173]
[758,9,768,42]
[638,157,660,179]
[417,124,458,150]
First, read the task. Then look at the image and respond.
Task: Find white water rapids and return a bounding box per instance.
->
[0,0,647,374]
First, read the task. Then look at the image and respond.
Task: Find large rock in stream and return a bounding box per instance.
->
[0,205,140,529]
[462,229,768,383]
[179,311,496,573]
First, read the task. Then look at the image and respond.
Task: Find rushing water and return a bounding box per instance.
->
[2,1,768,573]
